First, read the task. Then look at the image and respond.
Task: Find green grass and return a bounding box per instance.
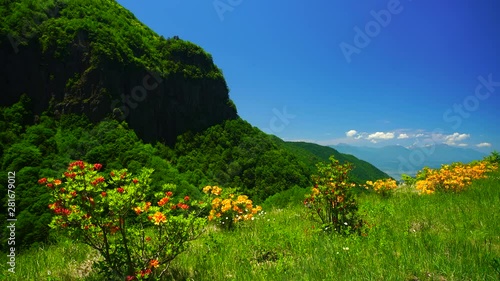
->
[3,170,500,280]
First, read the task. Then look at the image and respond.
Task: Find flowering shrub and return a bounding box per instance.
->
[365,178,398,196]
[40,161,206,280]
[203,185,262,230]
[304,156,363,235]
[415,161,497,194]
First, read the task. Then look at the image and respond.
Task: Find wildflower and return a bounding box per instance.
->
[151,211,167,225]
[132,178,139,184]
[184,195,190,201]
[53,179,62,185]
[211,186,222,195]
[133,206,143,215]
[101,191,107,197]
[93,163,103,170]
[149,259,160,268]
[38,178,47,184]
[203,185,211,194]
[166,191,173,197]
[158,197,169,206]
[117,187,125,194]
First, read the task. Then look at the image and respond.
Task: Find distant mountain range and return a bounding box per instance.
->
[331,144,487,180]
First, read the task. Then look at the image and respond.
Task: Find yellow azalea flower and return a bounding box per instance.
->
[203,185,212,194]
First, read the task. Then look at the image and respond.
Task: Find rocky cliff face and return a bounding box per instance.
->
[0,0,238,145]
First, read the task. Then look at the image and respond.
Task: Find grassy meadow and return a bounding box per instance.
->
[2,169,499,281]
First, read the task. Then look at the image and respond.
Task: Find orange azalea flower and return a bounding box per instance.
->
[54,179,62,185]
[133,206,143,215]
[151,212,166,225]
[149,259,160,268]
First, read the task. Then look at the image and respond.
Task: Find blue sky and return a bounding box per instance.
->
[117,0,499,152]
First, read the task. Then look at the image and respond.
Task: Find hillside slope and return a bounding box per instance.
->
[282,141,391,183]
[0,0,237,145]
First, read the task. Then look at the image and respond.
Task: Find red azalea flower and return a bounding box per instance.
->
[184,195,190,201]
[94,163,102,170]
[69,160,85,170]
[70,191,77,197]
[126,276,136,281]
[47,183,54,188]
[166,191,173,197]
[117,187,125,194]
[64,172,77,179]
[101,191,107,197]
[132,178,138,184]
[59,188,66,193]
[38,178,47,184]
[120,172,126,179]
[110,171,115,177]
[158,197,169,206]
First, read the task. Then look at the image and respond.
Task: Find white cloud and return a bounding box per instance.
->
[367,132,395,140]
[444,132,470,145]
[397,133,409,139]
[415,133,424,138]
[457,143,468,147]
[345,130,357,138]
[476,142,492,148]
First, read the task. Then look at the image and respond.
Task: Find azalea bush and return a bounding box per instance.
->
[40,161,206,280]
[303,156,363,235]
[415,160,497,194]
[365,178,398,196]
[203,185,262,230]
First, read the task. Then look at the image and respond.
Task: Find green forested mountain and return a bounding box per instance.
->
[282,141,390,183]
[0,0,237,145]
[172,119,311,203]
